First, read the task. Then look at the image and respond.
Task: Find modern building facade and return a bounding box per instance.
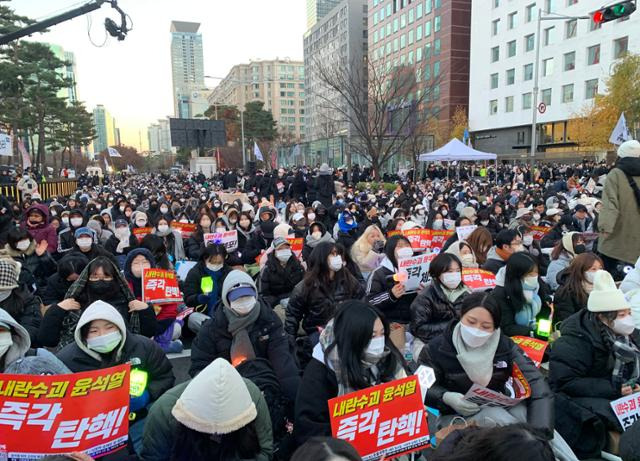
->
[48,43,79,103]
[170,21,206,118]
[468,0,640,159]
[307,0,342,29]
[147,119,173,155]
[208,58,306,140]
[92,105,117,153]
[303,0,368,164]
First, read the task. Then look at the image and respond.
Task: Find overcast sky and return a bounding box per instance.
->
[9,0,306,149]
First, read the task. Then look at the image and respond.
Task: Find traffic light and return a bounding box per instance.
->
[592,1,636,25]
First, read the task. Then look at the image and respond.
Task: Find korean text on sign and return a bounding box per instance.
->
[142,268,182,304]
[511,336,548,368]
[329,376,429,461]
[0,364,130,460]
[204,230,238,252]
[170,222,196,239]
[462,268,497,292]
[610,394,640,431]
[398,253,437,292]
[286,238,304,259]
[132,227,153,242]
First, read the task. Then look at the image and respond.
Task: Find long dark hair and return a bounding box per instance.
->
[429,253,462,289]
[170,421,260,461]
[504,252,537,312]
[79,257,119,305]
[303,241,361,296]
[384,234,411,269]
[325,300,406,390]
[140,234,172,270]
[556,252,603,307]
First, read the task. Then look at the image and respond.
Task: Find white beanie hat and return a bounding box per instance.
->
[617,140,640,159]
[171,358,257,435]
[588,270,630,312]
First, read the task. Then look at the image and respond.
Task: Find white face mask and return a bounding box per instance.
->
[328,255,343,271]
[62,217,69,225]
[523,235,534,247]
[0,330,12,358]
[206,262,224,272]
[70,217,83,227]
[584,271,596,284]
[440,271,462,289]
[460,254,475,267]
[275,249,292,262]
[215,227,226,233]
[179,219,189,224]
[312,231,322,240]
[460,323,493,348]
[157,224,169,233]
[433,219,444,230]
[230,296,256,315]
[396,247,413,259]
[16,240,30,251]
[76,238,92,249]
[136,220,147,227]
[87,330,122,354]
[307,213,316,221]
[366,335,386,358]
[480,220,489,226]
[115,228,130,239]
[611,316,636,336]
[160,207,169,214]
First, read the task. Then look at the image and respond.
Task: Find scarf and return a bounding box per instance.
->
[441,284,470,303]
[223,302,261,367]
[305,230,333,249]
[496,247,511,262]
[599,322,640,388]
[452,322,501,388]
[515,288,542,330]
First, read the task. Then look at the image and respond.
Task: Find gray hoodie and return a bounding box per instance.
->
[74,300,128,363]
[0,307,31,371]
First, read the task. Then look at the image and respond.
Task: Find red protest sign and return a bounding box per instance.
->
[170,222,196,239]
[329,376,429,461]
[386,229,454,253]
[133,227,153,242]
[286,237,304,258]
[142,268,182,304]
[529,226,551,241]
[462,268,497,292]
[511,336,548,367]
[429,230,454,253]
[0,364,130,459]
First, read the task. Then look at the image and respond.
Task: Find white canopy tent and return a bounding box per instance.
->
[418,138,497,181]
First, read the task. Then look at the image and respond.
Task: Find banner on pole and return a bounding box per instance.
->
[107,147,121,158]
[0,364,130,460]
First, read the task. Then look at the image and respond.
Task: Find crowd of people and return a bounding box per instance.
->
[3,139,640,461]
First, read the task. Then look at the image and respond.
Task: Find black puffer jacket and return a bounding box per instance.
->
[549,309,638,401]
[553,284,587,325]
[365,258,415,324]
[410,281,468,344]
[286,276,365,337]
[489,285,552,338]
[0,290,42,346]
[189,300,300,402]
[42,272,72,306]
[259,252,305,308]
[419,320,553,436]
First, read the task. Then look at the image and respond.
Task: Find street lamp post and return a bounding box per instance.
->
[530,10,590,170]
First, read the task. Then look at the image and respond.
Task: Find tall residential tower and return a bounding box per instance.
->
[170,21,206,118]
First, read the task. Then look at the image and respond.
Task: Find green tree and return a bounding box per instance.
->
[47,100,96,170]
[204,104,240,143]
[243,101,277,141]
[604,53,640,128]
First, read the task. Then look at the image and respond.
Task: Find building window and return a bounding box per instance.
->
[490,99,498,115]
[409,29,414,45]
[541,88,552,105]
[565,19,577,39]
[525,34,535,52]
[542,57,554,76]
[562,84,574,103]
[434,38,441,54]
[425,42,432,58]
[543,26,554,46]
[416,25,423,40]
[491,46,499,62]
[587,44,600,65]
[492,19,500,36]
[435,0,441,8]
[409,8,414,24]
[507,40,516,57]
[400,34,406,48]
[564,51,575,70]
[506,68,515,85]
[614,37,629,59]
[524,63,533,80]
[425,0,432,14]
[393,18,399,32]
[434,61,440,76]
[522,92,532,109]
[589,19,601,31]
[417,47,423,61]
[425,20,431,37]
[567,0,578,5]
[526,3,536,22]
[508,12,517,29]
[585,78,599,99]
[417,3,423,18]
[394,38,399,51]
[434,16,441,31]
[505,96,514,112]
[517,131,526,144]
[493,0,500,7]
[491,73,499,89]
[401,14,406,28]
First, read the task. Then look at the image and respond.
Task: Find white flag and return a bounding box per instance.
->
[104,156,109,172]
[253,142,264,161]
[0,133,12,157]
[18,139,31,168]
[609,112,631,146]
[107,147,121,157]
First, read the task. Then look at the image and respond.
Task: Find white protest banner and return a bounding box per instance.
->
[463,364,531,408]
[0,133,12,157]
[443,219,456,230]
[456,225,477,242]
[397,253,437,292]
[610,394,640,430]
[609,112,631,146]
[204,230,238,252]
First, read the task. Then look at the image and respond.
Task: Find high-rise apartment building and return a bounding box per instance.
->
[208,59,306,139]
[92,105,117,153]
[307,0,342,29]
[468,0,639,158]
[147,119,173,155]
[47,43,79,103]
[170,21,206,118]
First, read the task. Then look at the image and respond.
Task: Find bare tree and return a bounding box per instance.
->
[311,56,442,179]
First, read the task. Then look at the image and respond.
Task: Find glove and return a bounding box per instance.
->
[442,392,480,416]
[130,389,150,412]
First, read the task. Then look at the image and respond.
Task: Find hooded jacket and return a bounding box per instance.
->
[259,250,305,308]
[302,222,334,262]
[41,253,89,306]
[410,280,468,343]
[20,204,57,253]
[56,301,174,401]
[57,209,88,254]
[189,270,300,401]
[0,307,31,372]
[0,240,57,297]
[38,257,157,349]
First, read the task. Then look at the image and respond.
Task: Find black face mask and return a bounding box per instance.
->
[574,244,586,255]
[89,280,113,295]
